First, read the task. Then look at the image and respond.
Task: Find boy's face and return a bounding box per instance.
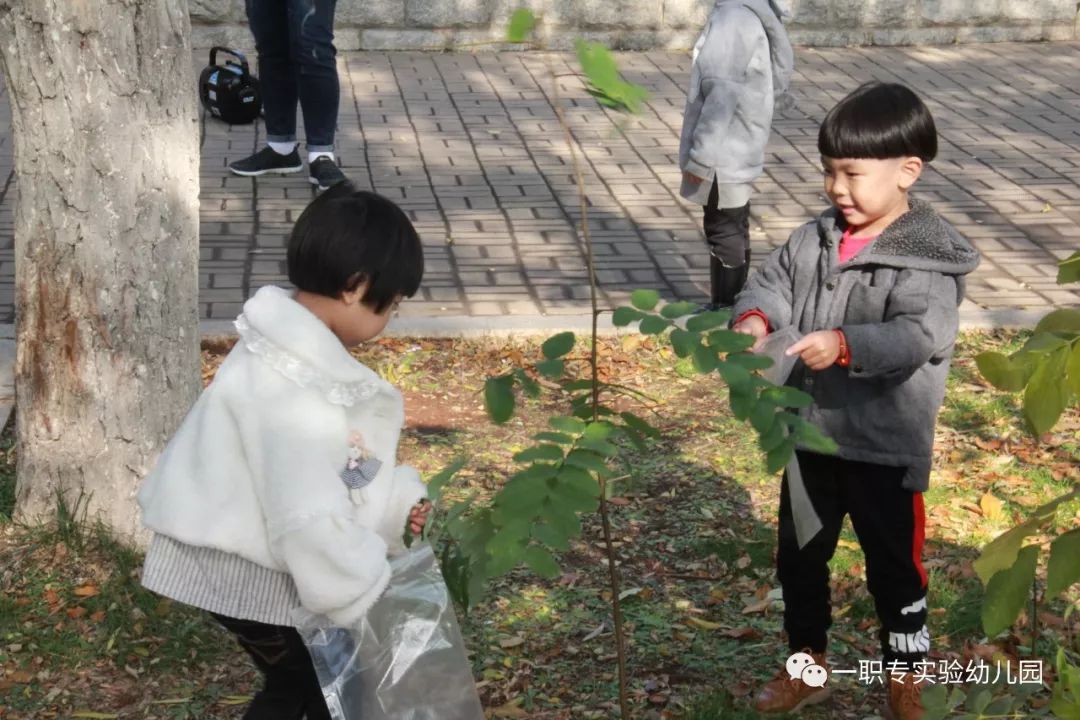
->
[821,156,924,236]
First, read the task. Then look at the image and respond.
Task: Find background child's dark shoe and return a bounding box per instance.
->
[309,156,347,190]
[229,147,303,176]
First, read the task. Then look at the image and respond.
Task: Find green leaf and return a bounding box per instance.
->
[1069,342,1080,401]
[497,476,552,515]
[728,386,756,420]
[550,415,586,434]
[564,449,609,475]
[574,40,649,114]
[919,683,948,713]
[1023,332,1069,355]
[727,352,774,372]
[578,436,619,457]
[981,544,1039,637]
[540,501,582,541]
[513,368,541,398]
[1035,308,1080,336]
[1058,249,1080,285]
[534,431,574,445]
[541,331,576,359]
[523,545,561,578]
[707,329,757,353]
[660,301,700,319]
[749,400,777,434]
[983,697,1014,716]
[790,419,838,454]
[968,687,992,714]
[976,351,1034,392]
[692,343,718,373]
[630,288,660,311]
[1023,345,1073,435]
[612,306,645,326]
[484,375,515,424]
[583,421,616,441]
[555,466,599,498]
[761,385,813,409]
[686,310,731,332]
[639,315,672,335]
[535,358,565,379]
[973,516,1045,584]
[506,7,536,43]
[717,359,752,389]
[620,411,660,438]
[766,436,797,474]
[757,415,787,452]
[514,444,565,463]
[669,328,698,358]
[487,537,527,576]
[1047,528,1080,598]
[532,521,571,550]
[425,457,466,504]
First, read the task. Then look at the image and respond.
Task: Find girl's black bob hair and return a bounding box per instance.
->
[287,183,424,313]
[818,82,937,162]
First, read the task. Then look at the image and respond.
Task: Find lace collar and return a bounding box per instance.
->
[234,286,395,407]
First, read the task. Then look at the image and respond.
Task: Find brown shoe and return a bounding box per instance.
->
[752,651,833,714]
[884,672,925,720]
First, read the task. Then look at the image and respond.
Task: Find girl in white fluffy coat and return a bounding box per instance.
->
[138,183,431,720]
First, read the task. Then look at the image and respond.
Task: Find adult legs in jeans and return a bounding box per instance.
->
[213,613,331,720]
[245,0,340,153]
[703,180,751,308]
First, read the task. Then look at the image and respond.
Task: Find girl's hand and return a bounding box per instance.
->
[407,500,432,536]
[786,330,841,371]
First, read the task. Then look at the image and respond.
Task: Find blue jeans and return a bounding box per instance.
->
[245,0,339,152]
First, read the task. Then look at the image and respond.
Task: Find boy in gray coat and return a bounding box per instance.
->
[679,0,794,309]
[733,83,980,719]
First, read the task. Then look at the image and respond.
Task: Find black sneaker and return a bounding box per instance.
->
[309,156,347,190]
[228,147,303,176]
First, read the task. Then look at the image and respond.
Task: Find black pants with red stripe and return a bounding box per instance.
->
[777,451,930,669]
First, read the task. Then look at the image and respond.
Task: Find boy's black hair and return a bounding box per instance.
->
[287,183,424,313]
[818,82,937,162]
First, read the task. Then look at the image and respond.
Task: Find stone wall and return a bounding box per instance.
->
[190,0,1080,50]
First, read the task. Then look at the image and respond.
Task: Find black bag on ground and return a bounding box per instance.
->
[198,47,261,125]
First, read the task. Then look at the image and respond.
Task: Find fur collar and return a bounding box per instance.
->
[235,286,396,407]
[818,199,981,274]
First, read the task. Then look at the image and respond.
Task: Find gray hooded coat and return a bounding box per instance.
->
[678,0,794,206]
[734,200,981,492]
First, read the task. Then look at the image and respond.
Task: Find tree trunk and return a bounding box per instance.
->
[0,0,201,543]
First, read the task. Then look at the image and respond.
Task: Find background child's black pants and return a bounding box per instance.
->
[777,451,930,669]
[703,181,750,268]
[213,613,332,720]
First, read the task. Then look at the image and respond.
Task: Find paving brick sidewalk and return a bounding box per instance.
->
[2,43,1080,325]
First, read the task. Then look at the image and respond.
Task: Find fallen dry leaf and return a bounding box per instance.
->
[979,492,1006,522]
[74,584,99,598]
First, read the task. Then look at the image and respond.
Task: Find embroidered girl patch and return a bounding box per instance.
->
[342,431,382,504]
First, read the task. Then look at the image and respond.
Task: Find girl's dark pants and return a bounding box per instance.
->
[213,613,332,720]
[777,451,930,669]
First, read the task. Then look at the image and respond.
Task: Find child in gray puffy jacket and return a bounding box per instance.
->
[679,0,793,309]
[733,83,980,719]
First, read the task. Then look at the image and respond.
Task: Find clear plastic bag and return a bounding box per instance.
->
[753,326,803,385]
[294,544,484,720]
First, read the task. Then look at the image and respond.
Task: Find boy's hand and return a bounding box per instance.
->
[786,330,841,370]
[407,500,432,536]
[684,171,706,185]
[734,314,768,341]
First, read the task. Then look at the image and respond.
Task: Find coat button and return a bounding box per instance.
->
[854,365,863,373]
[826,281,835,290]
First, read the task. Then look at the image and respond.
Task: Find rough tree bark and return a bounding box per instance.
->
[0,0,201,542]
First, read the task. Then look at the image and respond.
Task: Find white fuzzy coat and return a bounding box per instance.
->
[138,286,427,626]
